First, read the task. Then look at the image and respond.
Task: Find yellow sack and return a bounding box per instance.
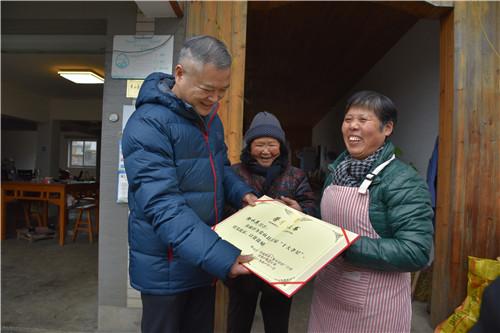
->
[435,256,500,333]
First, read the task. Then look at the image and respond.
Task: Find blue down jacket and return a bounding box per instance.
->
[122,72,252,295]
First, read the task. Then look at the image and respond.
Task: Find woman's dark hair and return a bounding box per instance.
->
[345,91,398,128]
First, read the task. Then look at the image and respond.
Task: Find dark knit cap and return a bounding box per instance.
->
[244,112,286,145]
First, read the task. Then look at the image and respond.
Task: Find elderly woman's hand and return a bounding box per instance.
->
[242,193,258,207]
[279,196,302,212]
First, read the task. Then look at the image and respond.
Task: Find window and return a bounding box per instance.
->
[68,140,97,167]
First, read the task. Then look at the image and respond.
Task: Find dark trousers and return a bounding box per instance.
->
[227,275,292,333]
[141,286,215,333]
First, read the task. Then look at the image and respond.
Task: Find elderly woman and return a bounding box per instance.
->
[226,111,317,333]
[308,91,433,332]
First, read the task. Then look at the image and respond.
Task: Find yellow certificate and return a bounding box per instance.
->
[214,195,359,297]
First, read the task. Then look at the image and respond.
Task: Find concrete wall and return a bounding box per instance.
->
[95,3,139,331]
[1,130,38,170]
[50,98,102,121]
[1,84,51,122]
[313,19,440,177]
[35,120,61,178]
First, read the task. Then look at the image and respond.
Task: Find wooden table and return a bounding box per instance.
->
[1,181,99,246]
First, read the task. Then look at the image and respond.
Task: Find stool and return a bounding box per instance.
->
[21,201,46,228]
[72,203,96,243]
[77,197,98,234]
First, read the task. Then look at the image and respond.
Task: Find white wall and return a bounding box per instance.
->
[2,95,102,178]
[1,84,50,122]
[1,131,38,170]
[50,98,102,121]
[35,120,61,178]
[313,19,440,177]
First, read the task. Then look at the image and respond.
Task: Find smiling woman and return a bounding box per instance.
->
[308,91,433,333]
[249,137,281,167]
[342,107,393,160]
[341,91,396,160]
[225,111,317,333]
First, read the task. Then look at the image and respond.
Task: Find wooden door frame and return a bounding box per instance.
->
[431,1,500,325]
[431,8,454,326]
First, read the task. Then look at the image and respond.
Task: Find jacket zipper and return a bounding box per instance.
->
[203,105,219,227]
[204,131,220,287]
[203,106,220,285]
[167,245,173,262]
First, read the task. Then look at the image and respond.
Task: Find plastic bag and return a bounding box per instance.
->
[435,256,500,333]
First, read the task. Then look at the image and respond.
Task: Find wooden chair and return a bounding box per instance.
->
[15,169,47,228]
[22,201,46,228]
[71,203,97,243]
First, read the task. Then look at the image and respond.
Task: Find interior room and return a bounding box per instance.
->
[1,2,105,331]
[1,35,104,183]
[244,1,441,181]
[239,2,442,332]
[1,14,104,239]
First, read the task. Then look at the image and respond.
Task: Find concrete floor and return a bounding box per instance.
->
[1,235,434,333]
[1,238,98,333]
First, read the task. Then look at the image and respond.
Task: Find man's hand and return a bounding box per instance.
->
[279,196,302,212]
[228,254,253,278]
[242,193,258,207]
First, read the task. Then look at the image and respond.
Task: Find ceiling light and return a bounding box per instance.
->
[58,71,104,84]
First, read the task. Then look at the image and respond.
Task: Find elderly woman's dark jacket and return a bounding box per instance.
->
[324,141,434,272]
[228,163,318,218]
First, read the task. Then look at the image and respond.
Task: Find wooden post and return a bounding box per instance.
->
[185,2,248,331]
[186,1,248,164]
[431,1,500,325]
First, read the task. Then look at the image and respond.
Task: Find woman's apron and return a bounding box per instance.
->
[308,156,411,333]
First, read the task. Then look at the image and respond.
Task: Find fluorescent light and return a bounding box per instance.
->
[58,71,104,84]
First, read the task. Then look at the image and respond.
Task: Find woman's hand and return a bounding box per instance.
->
[279,196,302,212]
[242,193,258,207]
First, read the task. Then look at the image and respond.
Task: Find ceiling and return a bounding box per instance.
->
[2,52,105,99]
[2,14,107,100]
[1,1,180,100]
[1,3,109,133]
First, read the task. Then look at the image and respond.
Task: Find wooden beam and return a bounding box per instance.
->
[378,1,452,19]
[185,1,247,165]
[431,1,500,325]
[431,8,454,326]
[169,1,184,18]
